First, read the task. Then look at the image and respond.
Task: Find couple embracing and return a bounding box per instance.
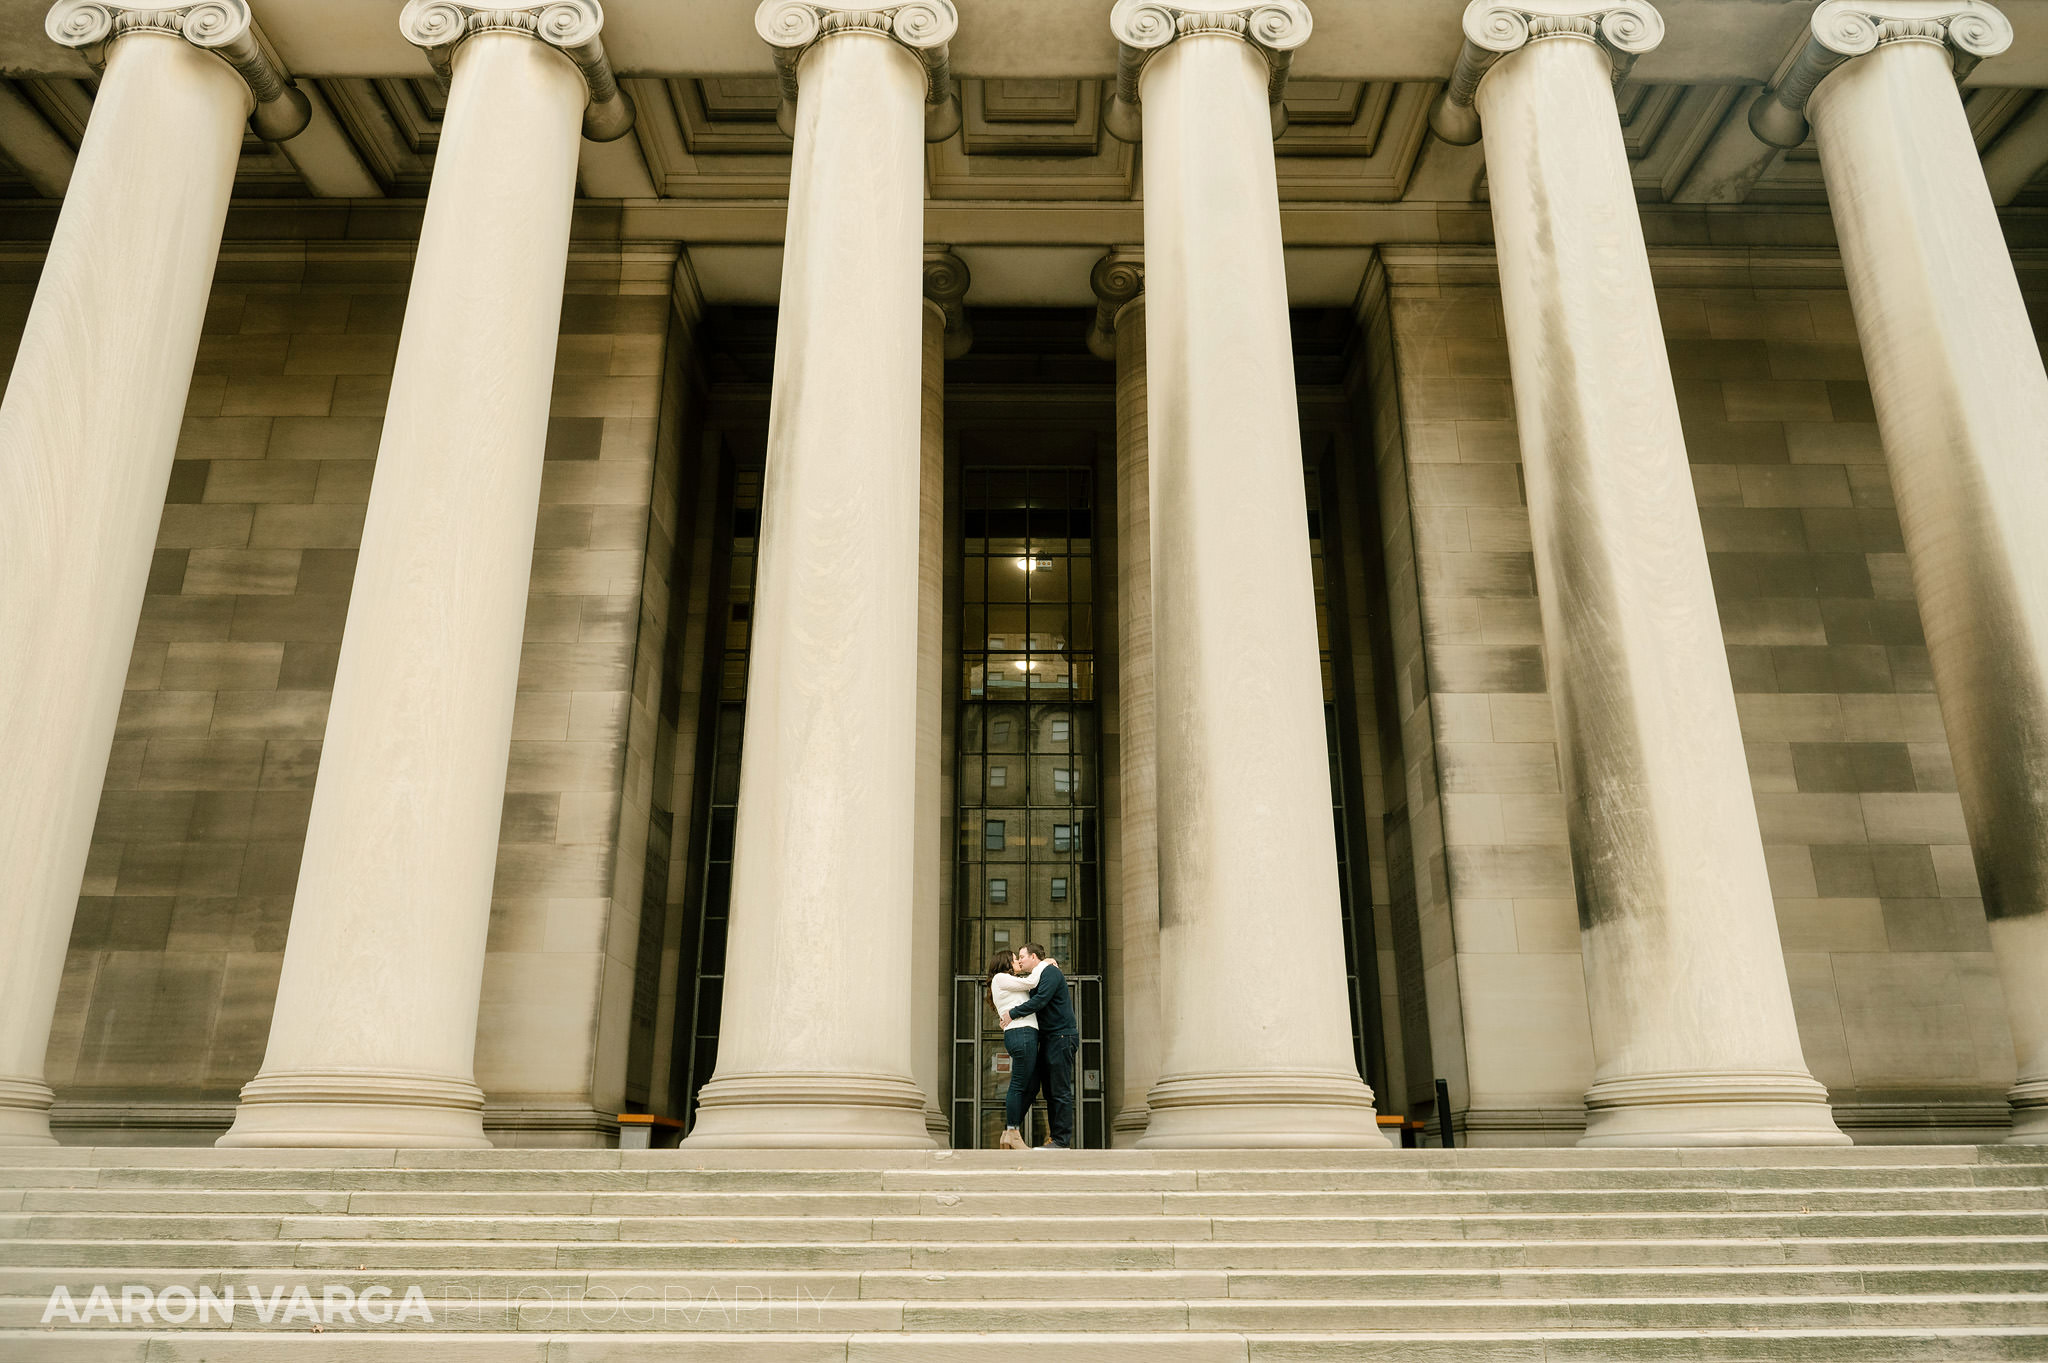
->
[987,943,1077,1151]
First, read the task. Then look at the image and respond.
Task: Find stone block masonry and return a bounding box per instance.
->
[1365,245,2016,1145]
[25,242,687,1146]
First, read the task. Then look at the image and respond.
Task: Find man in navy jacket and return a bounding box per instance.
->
[1000,942,1077,1149]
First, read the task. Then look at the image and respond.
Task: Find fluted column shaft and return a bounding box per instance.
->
[220,25,589,1147]
[683,9,939,1147]
[0,29,249,1146]
[1467,10,1843,1145]
[1807,28,2048,1142]
[1128,11,1384,1148]
[912,295,948,1142]
[1107,291,1161,1147]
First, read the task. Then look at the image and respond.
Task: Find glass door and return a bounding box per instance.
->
[949,465,1107,1148]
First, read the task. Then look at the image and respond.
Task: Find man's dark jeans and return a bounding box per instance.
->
[1042,1030,1079,1146]
[1002,1027,1041,1129]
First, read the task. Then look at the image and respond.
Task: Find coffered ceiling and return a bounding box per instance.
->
[4,5,2048,311]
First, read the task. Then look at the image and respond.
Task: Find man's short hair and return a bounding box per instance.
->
[1022,943,1047,960]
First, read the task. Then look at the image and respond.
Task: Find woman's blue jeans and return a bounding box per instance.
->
[1002,1026,1041,1129]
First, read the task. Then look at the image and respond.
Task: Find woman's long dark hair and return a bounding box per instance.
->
[987,949,1018,1023]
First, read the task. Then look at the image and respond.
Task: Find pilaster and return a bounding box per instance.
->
[1086,247,1144,361]
[1091,248,1161,1147]
[912,245,967,1144]
[922,246,973,357]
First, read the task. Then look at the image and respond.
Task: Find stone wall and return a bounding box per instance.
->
[474,245,687,1144]
[29,241,687,1145]
[1363,244,2016,1144]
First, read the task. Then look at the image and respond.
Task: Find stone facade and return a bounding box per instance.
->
[27,243,691,1145]
[1361,244,2023,1144]
[3,0,2048,1153]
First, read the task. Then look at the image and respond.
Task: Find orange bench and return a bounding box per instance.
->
[616,1112,685,1150]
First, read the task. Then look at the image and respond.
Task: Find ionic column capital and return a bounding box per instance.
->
[1105,1,1312,143]
[399,0,634,141]
[922,245,972,359]
[1086,248,1145,361]
[45,0,311,140]
[1747,0,2010,148]
[1429,0,1664,145]
[755,1,961,143]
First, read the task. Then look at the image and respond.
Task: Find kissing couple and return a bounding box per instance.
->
[987,943,1078,1151]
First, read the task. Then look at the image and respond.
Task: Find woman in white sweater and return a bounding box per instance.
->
[988,949,1046,1151]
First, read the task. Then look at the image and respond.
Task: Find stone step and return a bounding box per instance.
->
[8,1162,2045,1193]
[5,1292,2047,1332]
[16,1185,2041,1217]
[10,1233,2043,1272]
[5,1331,2048,1363]
[1167,1234,2048,1269]
[6,1208,2045,1244]
[3,1146,2043,1172]
[0,1148,2036,1358]
[1,1263,2041,1301]
[16,1326,2048,1358]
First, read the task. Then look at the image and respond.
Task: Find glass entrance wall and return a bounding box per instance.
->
[950,465,1107,1148]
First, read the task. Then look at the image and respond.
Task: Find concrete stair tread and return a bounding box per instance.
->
[1,1146,2043,1170]
[0,1148,2037,1357]
[6,1180,2039,1204]
[2,1328,2047,1361]
[6,1292,2047,1330]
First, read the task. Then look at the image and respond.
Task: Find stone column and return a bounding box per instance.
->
[1430,1,1845,1146]
[1088,252,1162,1147]
[914,248,970,1144]
[1750,1,2048,1143]
[219,0,632,1147]
[683,1,958,1148]
[1106,1,1383,1148]
[0,1,309,1147]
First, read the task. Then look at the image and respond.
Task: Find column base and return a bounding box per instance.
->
[0,1077,58,1147]
[1579,1069,1849,1147]
[683,1070,938,1149]
[923,1105,949,1145]
[1136,1069,1390,1149]
[216,1070,490,1148]
[1111,1102,1151,1148]
[2007,1078,2048,1144]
